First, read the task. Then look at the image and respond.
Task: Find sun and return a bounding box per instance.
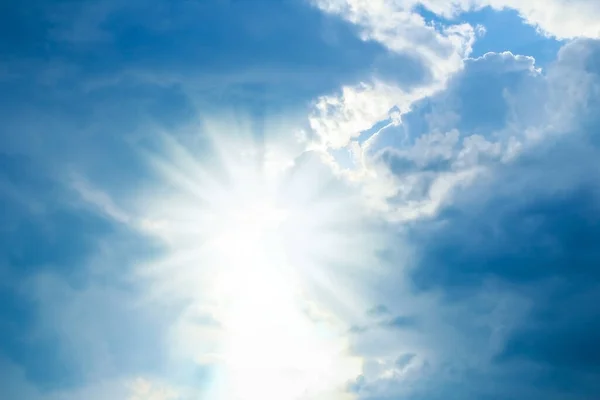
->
[135,123,379,400]
[210,180,289,259]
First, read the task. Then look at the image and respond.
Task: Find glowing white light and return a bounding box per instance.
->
[135,123,382,400]
[213,195,288,256]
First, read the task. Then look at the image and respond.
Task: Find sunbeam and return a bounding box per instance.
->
[134,121,385,400]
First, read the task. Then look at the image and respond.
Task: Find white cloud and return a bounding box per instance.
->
[479,0,600,39]
[416,0,600,39]
[467,51,540,74]
[305,0,489,223]
[309,81,424,149]
[312,0,476,78]
[308,0,479,152]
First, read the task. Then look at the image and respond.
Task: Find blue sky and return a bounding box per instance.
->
[2,0,600,399]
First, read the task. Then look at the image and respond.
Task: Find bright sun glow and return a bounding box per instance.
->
[136,123,381,400]
[209,180,352,400]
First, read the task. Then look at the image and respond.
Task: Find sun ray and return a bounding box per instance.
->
[134,121,387,399]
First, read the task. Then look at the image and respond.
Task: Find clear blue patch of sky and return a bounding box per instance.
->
[329,147,355,170]
[462,7,564,67]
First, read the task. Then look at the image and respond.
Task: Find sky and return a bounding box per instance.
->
[2,0,600,399]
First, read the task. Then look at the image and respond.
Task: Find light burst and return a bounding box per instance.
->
[134,120,386,400]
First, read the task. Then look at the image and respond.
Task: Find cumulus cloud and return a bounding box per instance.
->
[461,0,600,39]
[306,0,600,192]
[308,0,480,152]
[312,0,477,75]
[317,47,548,222]
[340,39,600,400]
